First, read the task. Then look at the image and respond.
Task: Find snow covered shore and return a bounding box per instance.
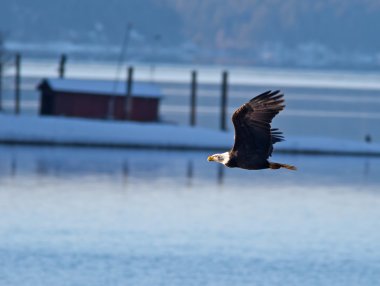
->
[0,114,232,151]
[1,114,380,156]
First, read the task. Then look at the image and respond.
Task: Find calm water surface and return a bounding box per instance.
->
[0,146,380,286]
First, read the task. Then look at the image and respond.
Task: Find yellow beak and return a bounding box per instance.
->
[207,156,214,162]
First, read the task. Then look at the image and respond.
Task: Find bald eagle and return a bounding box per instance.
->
[207,90,296,170]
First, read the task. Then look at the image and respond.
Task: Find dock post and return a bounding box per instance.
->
[190,70,197,126]
[125,66,133,120]
[220,70,228,131]
[58,54,67,78]
[15,53,21,115]
[0,62,3,112]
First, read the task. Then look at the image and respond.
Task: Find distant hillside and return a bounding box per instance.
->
[166,0,380,52]
[0,0,182,44]
[1,0,380,67]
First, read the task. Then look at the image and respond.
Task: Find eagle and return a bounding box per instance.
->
[207,90,296,171]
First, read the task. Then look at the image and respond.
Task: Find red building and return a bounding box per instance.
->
[38,78,162,122]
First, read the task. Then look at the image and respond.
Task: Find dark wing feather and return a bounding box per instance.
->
[271,128,284,144]
[269,128,284,157]
[231,90,285,163]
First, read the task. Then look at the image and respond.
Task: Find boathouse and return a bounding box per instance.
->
[38,78,162,122]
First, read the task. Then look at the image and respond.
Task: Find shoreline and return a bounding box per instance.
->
[1,139,380,158]
[1,114,380,157]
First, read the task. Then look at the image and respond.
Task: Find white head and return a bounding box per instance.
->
[207,152,230,165]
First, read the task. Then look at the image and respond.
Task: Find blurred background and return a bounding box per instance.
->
[1,1,380,285]
[2,0,380,68]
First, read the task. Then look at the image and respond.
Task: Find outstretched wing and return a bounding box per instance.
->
[231,90,285,160]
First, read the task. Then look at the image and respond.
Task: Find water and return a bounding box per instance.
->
[1,146,380,285]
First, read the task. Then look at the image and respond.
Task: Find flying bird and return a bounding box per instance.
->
[207,90,296,171]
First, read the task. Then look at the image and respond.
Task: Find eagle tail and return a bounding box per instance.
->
[269,162,297,171]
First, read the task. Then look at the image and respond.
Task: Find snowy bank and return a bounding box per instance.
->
[1,114,380,156]
[277,136,380,156]
[0,114,232,151]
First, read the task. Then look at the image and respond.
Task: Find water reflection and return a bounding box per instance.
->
[10,156,17,177]
[122,160,129,187]
[0,146,380,190]
[217,164,225,185]
[186,160,194,187]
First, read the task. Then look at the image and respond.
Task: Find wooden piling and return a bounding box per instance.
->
[15,53,21,114]
[190,70,197,126]
[220,70,228,131]
[125,66,134,120]
[58,54,67,78]
[0,62,3,112]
